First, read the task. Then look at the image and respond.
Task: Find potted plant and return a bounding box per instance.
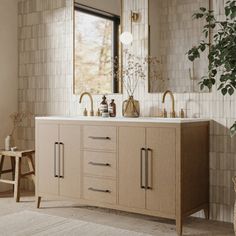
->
[187,0,236,137]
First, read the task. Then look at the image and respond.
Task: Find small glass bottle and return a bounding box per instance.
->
[109,99,116,117]
[100,95,108,115]
[180,108,185,118]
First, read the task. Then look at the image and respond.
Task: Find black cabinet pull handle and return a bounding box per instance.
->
[88,162,111,167]
[140,148,146,189]
[146,148,152,190]
[54,142,59,178]
[88,187,111,193]
[59,142,64,178]
[88,136,111,140]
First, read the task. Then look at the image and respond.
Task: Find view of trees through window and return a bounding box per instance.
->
[74,8,115,94]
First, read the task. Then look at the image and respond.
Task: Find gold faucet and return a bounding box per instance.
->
[162,90,176,118]
[79,92,94,116]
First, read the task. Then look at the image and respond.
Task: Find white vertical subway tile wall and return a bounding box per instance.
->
[17,0,236,223]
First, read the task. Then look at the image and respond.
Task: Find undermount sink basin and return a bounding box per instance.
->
[36,116,209,123]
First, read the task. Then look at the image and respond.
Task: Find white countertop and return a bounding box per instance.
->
[35,116,209,123]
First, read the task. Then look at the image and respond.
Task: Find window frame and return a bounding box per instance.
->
[74,3,120,94]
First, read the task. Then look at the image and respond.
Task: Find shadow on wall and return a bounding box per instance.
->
[185,99,200,118]
[209,120,236,222]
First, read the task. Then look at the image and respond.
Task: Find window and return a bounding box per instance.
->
[74,4,120,94]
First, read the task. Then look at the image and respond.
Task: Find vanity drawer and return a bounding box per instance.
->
[83,126,116,151]
[83,151,116,178]
[83,177,116,204]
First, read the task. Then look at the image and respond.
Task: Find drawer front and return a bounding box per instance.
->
[83,177,116,204]
[83,126,116,151]
[83,151,116,178]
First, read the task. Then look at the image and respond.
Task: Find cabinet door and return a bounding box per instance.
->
[118,127,146,209]
[36,123,59,196]
[146,128,176,215]
[59,125,81,198]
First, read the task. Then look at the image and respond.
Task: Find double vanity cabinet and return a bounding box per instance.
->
[35,117,209,235]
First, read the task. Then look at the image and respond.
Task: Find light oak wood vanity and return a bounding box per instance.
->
[35,117,209,235]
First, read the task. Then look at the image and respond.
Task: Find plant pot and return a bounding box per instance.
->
[122,96,140,118]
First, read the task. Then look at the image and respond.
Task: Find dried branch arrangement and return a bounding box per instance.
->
[112,50,161,96]
[9,111,33,136]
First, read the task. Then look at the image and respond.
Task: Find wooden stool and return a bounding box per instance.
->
[0,150,35,202]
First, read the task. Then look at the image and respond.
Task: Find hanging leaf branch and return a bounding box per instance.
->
[187,0,236,136]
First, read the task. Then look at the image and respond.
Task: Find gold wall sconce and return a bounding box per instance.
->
[120,10,140,45]
[131,11,139,22]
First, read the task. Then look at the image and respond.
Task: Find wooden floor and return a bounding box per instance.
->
[0,191,234,236]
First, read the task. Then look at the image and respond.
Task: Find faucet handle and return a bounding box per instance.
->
[170,111,176,118]
[96,109,101,116]
[83,108,88,116]
[162,108,167,118]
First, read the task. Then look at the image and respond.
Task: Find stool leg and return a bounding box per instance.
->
[27,155,35,184]
[10,157,15,191]
[37,196,41,208]
[0,156,5,178]
[14,157,21,202]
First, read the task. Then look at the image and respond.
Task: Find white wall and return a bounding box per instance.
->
[0,0,18,191]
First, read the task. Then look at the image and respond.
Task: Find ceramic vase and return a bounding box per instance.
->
[122,96,140,118]
[5,135,12,151]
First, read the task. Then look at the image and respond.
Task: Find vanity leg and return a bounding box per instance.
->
[37,196,41,208]
[176,217,183,236]
[204,205,210,220]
